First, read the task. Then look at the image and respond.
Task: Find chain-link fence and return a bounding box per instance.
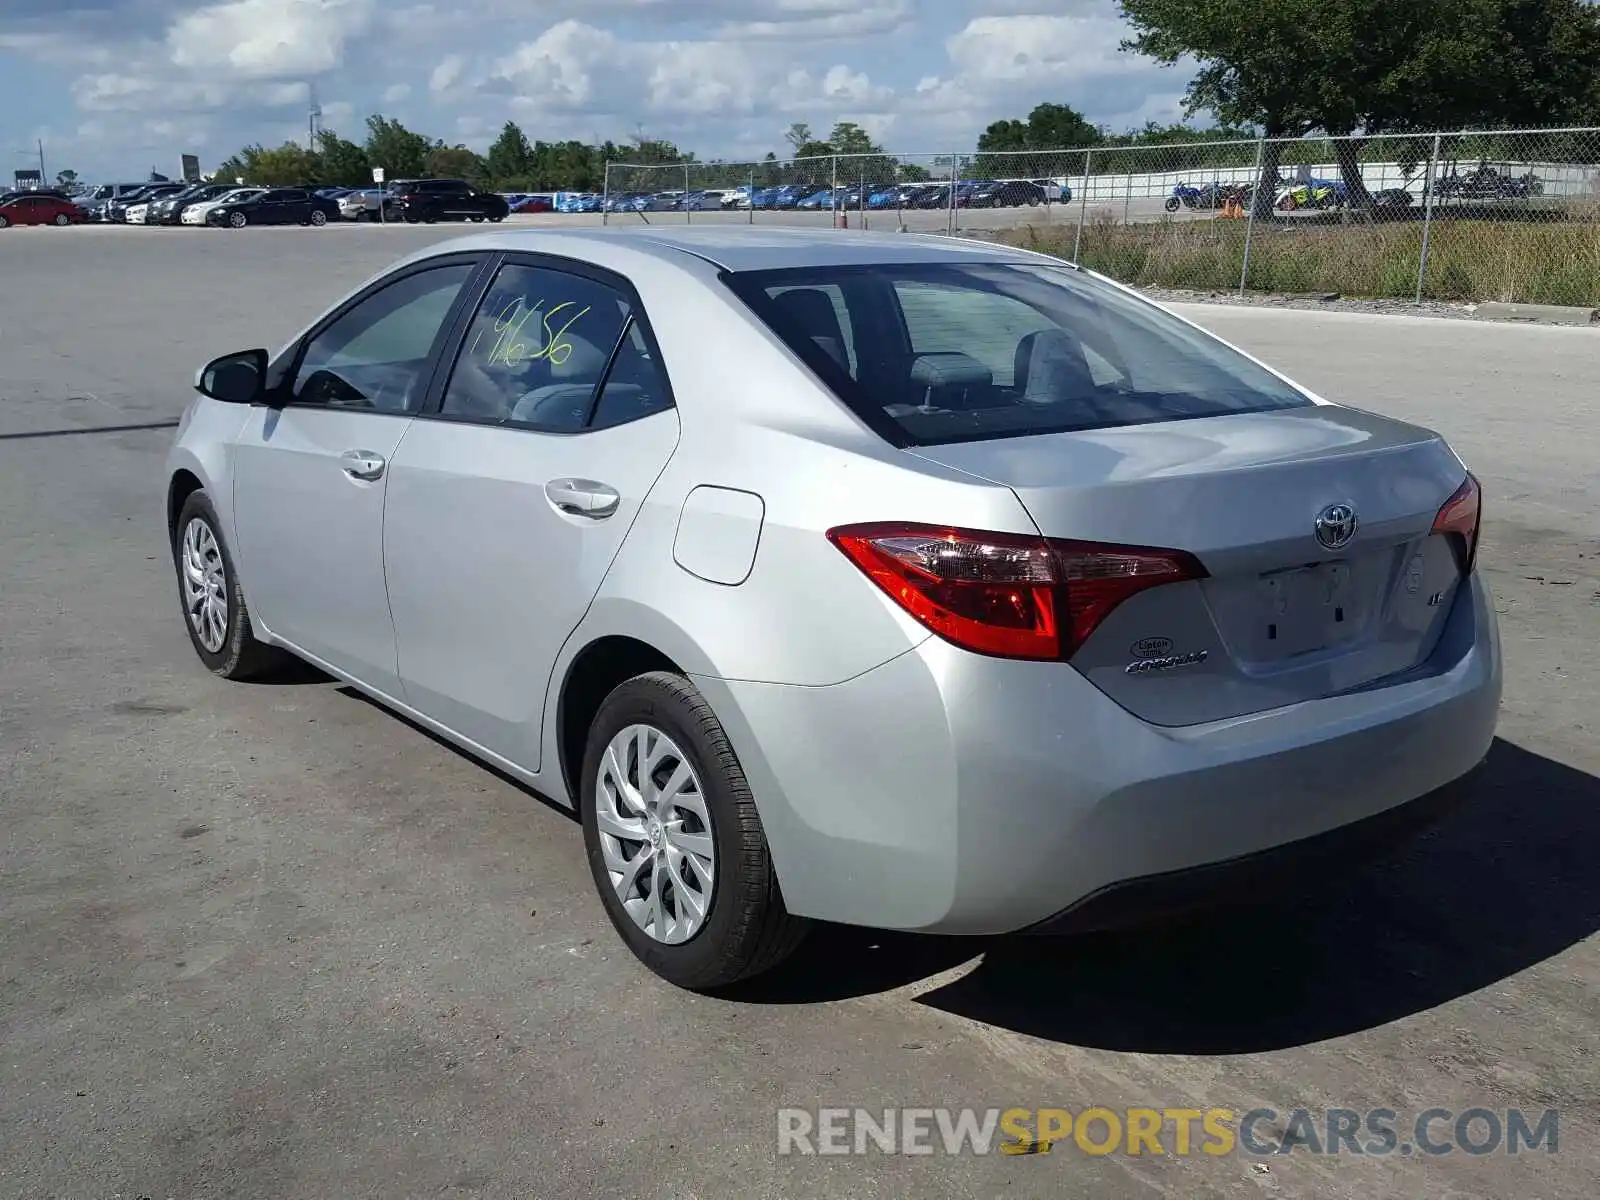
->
[600,127,1600,306]
[603,152,992,233]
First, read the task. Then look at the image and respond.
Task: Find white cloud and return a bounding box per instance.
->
[429,53,464,94]
[1,0,1198,176]
[167,0,375,79]
[715,0,914,41]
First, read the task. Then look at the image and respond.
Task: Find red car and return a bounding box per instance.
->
[0,193,85,227]
[512,195,552,213]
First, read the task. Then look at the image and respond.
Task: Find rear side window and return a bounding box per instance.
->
[725,262,1312,447]
[438,262,673,432]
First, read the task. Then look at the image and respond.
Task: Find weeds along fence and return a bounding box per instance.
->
[602,127,1600,306]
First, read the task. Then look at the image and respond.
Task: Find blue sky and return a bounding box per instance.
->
[0,1,1195,182]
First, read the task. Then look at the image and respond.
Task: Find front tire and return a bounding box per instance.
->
[581,672,808,990]
[229,212,247,228]
[53,213,71,226]
[172,491,290,680]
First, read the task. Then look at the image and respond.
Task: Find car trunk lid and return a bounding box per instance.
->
[909,405,1473,726]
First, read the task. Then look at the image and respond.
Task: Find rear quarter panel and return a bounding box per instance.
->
[576,252,1042,686]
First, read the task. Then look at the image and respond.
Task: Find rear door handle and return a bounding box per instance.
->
[545,478,620,518]
[340,449,387,481]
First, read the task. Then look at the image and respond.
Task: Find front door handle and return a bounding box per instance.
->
[545,478,620,518]
[340,449,387,481]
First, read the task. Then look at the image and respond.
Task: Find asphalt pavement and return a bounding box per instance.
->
[2,223,1597,1199]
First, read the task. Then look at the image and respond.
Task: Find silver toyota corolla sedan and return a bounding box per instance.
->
[165,227,1500,989]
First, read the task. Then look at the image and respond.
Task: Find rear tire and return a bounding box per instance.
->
[172,490,291,681]
[309,209,327,226]
[580,672,809,991]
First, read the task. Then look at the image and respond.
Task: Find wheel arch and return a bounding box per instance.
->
[166,467,206,545]
[555,634,686,805]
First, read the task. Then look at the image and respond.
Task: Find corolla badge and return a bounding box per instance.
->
[1314,502,1359,551]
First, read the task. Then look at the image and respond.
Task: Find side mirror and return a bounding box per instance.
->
[195,349,268,405]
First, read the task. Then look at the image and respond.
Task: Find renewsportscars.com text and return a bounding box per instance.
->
[776,1106,1560,1157]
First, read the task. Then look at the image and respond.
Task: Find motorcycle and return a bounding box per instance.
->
[1165,181,1252,212]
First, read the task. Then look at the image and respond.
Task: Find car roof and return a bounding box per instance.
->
[404,225,1059,274]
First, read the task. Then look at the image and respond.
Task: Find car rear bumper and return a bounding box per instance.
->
[695,570,1501,935]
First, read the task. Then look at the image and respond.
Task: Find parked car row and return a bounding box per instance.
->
[31,178,514,230]
[598,178,1070,216]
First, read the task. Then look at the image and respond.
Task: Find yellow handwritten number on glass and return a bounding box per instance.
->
[473,297,592,368]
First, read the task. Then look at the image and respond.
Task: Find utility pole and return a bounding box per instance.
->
[37,139,45,183]
[307,81,322,149]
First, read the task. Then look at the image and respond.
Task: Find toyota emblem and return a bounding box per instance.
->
[1314,502,1359,551]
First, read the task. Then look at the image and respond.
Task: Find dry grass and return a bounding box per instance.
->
[1000,209,1600,307]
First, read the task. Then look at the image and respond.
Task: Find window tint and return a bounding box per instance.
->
[291,262,475,413]
[767,283,858,377]
[440,263,632,430]
[589,322,673,430]
[726,262,1312,446]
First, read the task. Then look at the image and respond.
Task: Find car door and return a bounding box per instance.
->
[381,255,681,772]
[252,190,284,224]
[229,254,487,696]
[14,198,43,225]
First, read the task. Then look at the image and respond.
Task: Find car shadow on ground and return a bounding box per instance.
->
[734,737,1600,1053]
[330,683,581,823]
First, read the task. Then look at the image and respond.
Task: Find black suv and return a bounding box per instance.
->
[383,178,509,223]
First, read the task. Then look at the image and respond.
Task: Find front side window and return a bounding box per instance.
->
[439,262,667,431]
[726,262,1313,446]
[290,262,476,413]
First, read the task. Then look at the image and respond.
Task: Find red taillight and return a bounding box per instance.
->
[1431,474,1482,574]
[826,522,1206,661]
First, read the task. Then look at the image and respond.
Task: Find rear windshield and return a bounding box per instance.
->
[723,262,1313,447]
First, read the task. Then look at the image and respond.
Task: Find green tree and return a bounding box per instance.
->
[975,102,1101,179]
[485,120,535,185]
[1120,0,1600,211]
[314,129,371,186]
[363,114,430,178]
[213,141,322,185]
[822,121,898,186]
[425,143,487,182]
[784,123,813,155]
[55,168,78,188]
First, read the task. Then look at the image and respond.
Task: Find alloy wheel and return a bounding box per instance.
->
[180,517,229,653]
[594,723,716,944]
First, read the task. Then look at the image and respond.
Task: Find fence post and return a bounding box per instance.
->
[1238,135,1267,297]
[1072,148,1093,262]
[684,161,692,224]
[831,154,839,227]
[1416,133,1443,303]
[749,163,755,225]
[948,153,958,233]
[601,161,610,226]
